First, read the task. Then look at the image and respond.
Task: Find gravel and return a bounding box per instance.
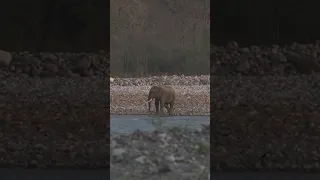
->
[110,85,210,116]
[210,42,320,171]
[211,42,320,75]
[211,75,320,108]
[0,51,109,77]
[0,72,109,168]
[212,75,320,171]
[5,42,320,172]
[110,75,210,86]
[110,125,210,180]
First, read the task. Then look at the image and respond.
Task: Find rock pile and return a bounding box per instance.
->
[0,50,109,77]
[211,42,320,171]
[0,75,109,168]
[211,42,320,75]
[212,75,320,171]
[0,50,12,66]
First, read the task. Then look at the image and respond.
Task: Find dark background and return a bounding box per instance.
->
[211,0,320,46]
[0,0,109,52]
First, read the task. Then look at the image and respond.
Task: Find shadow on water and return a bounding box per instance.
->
[110,115,210,135]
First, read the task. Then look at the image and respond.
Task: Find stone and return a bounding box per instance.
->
[286,51,320,74]
[236,60,250,72]
[135,155,147,164]
[0,50,12,66]
[77,57,92,70]
[43,63,59,73]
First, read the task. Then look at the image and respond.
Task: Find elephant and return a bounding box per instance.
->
[147,85,175,116]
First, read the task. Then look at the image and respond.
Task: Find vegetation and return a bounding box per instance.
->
[110,0,210,77]
[0,0,209,77]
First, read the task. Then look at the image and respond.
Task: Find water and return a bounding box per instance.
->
[110,115,210,135]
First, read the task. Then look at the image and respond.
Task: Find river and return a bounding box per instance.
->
[110,115,210,135]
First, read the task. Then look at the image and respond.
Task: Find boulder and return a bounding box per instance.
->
[0,50,12,66]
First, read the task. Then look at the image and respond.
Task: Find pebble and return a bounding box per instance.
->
[111,75,210,86]
[110,84,210,116]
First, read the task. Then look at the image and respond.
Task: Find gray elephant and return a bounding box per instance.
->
[147,85,175,115]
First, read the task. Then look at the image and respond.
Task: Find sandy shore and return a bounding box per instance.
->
[110,85,210,116]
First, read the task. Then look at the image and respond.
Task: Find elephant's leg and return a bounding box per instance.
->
[155,100,160,114]
[169,101,175,115]
[164,104,170,114]
[160,100,165,115]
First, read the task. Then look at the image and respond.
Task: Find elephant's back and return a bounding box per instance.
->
[162,86,175,100]
[163,86,175,93]
[163,86,175,91]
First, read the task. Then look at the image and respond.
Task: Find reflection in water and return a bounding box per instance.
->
[110,115,210,135]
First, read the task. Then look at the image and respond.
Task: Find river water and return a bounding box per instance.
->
[110,115,210,135]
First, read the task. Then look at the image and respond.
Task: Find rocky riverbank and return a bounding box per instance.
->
[110,125,210,180]
[1,42,320,77]
[210,42,320,171]
[110,75,210,116]
[110,85,210,116]
[0,73,109,168]
[110,75,210,86]
[0,51,109,77]
[212,75,320,171]
[211,42,320,76]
